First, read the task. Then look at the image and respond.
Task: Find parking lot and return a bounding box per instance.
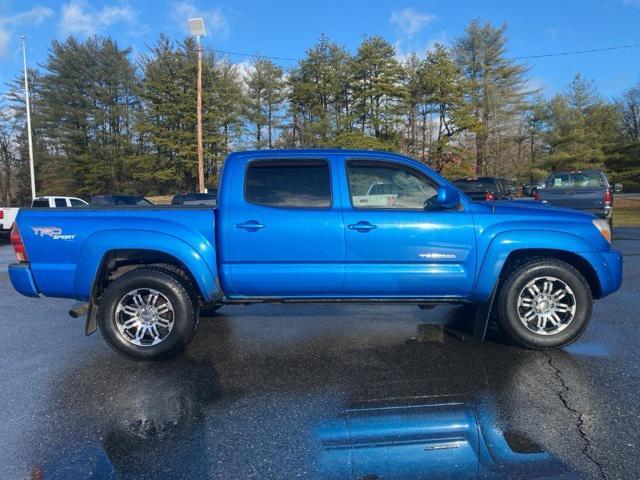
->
[0,229,638,479]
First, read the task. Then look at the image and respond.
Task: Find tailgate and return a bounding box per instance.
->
[539,188,605,210]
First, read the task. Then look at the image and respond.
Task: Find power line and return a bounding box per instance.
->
[511,43,640,60]
[204,48,300,62]
[205,42,640,64]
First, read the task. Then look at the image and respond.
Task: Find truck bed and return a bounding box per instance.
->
[15,206,218,301]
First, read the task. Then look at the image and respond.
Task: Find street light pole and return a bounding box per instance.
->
[196,36,205,193]
[21,35,36,200]
[188,18,206,193]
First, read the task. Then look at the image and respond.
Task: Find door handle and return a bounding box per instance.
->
[348,221,377,232]
[236,220,265,232]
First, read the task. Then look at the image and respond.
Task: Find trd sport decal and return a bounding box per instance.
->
[31,227,76,240]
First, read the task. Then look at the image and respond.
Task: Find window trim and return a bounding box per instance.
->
[345,158,441,212]
[243,158,333,210]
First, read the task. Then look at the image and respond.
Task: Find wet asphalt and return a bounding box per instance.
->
[0,229,639,480]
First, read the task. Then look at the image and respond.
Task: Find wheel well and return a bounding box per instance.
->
[92,249,201,303]
[502,249,602,299]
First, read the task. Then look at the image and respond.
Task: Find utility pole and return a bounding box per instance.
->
[21,35,36,200]
[188,18,206,193]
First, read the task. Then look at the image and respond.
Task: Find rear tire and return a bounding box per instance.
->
[98,268,198,360]
[496,258,592,349]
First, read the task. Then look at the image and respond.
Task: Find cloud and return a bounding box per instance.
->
[171,1,230,40]
[390,8,436,39]
[0,6,54,57]
[58,1,140,37]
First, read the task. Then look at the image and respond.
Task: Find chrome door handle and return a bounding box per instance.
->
[236,221,265,232]
[348,221,377,232]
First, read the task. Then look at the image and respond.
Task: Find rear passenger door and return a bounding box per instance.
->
[221,157,345,298]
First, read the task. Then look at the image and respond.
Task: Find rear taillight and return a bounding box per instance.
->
[604,189,612,206]
[533,189,540,201]
[10,224,28,262]
[485,192,495,201]
[0,210,4,220]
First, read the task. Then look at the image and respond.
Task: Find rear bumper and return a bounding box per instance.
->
[579,250,623,298]
[8,263,40,297]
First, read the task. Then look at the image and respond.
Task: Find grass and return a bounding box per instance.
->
[614,196,640,227]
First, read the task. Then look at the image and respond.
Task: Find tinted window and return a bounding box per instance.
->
[348,161,438,210]
[70,199,85,207]
[245,160,331,208]
[54,198,67,207]
[31,199,49,208]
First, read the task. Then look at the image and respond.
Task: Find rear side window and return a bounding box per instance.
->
[245,160,331,208]
[31,199,49,208]
[54,198,67,207]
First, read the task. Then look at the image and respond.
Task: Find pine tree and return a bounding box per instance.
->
[454,20,529,174]
[244,57,286,149]
[351,36,405,144]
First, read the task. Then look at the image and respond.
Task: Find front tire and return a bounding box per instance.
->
[496,258,592,349]
[98,268,198,360]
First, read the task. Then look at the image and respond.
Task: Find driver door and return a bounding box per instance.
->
[341,159,476,298]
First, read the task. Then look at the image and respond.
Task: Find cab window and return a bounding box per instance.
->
[245,159,331,208]
[347,160,438,210]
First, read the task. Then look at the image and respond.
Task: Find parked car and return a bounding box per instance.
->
[171,192,217,206]
[31,196,88,208]
[8,149,622,360]
[452,177,512,201]
[534,170,622,227]
[0,206,19,240]
[90,194,154,206]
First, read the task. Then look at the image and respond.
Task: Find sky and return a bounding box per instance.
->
[1,0,640,98]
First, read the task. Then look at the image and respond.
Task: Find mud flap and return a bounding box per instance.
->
[473,282,498,340]
[85,300,99,336]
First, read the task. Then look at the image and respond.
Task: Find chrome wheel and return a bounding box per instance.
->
[517,276,576,336]
[115,288,175,347]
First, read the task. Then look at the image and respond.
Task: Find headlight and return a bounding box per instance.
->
[592,218,611,244]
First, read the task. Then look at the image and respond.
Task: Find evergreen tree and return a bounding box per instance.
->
[351,36,405,145]
[454,20,529,174]
[544,74,619,170]
[244,57,286,148]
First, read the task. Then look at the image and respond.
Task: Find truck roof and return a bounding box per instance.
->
[227,148,415,159]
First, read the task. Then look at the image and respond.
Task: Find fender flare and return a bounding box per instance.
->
[72,228,221,303]
[472,229,597,303]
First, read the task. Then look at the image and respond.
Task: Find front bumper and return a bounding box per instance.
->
[579,250,623,298]
[8,263,40,297]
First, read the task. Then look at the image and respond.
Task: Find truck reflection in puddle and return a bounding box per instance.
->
[317,397,580,480]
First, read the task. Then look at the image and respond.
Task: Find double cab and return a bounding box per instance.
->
[8,150,623,360]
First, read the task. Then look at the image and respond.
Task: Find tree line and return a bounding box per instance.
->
[1,19,639,205]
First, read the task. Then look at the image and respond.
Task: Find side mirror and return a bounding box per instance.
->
[435,185,461,209]
[614,183,623,193]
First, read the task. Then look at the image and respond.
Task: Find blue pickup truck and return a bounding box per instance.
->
[8,150,622,360]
